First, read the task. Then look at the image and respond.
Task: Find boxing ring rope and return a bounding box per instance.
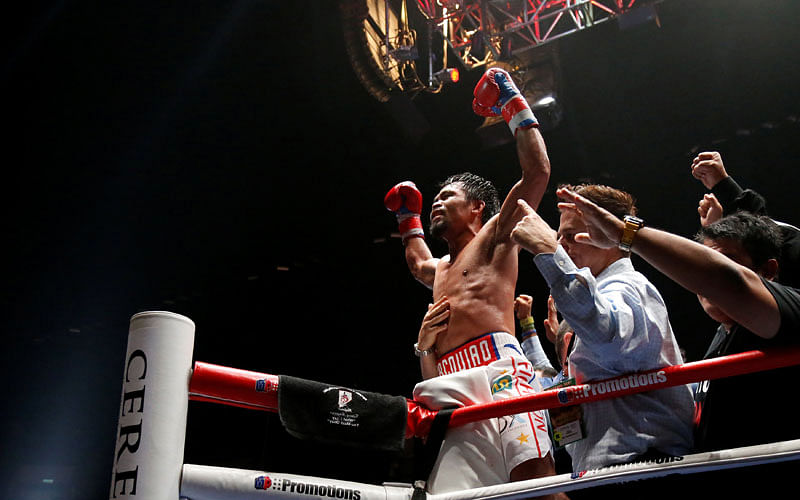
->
[180,438,800,500]
[187,347,800,428]
[109,311,800,500]
[428,438,800,500]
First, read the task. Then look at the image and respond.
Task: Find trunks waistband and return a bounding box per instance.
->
[437,332,525,376]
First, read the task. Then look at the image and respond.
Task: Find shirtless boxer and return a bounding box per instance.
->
[385,67,564,497]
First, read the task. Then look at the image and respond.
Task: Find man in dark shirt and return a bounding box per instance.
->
[690,212,800,451]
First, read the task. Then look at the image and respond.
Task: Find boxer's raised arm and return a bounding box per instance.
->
[405,238,438,289]
[385,181,438,289]
[496,125,551,242]
[472,68,551,242]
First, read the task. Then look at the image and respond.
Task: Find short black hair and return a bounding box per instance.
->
[439,172,500,224]
[694,211,783,268]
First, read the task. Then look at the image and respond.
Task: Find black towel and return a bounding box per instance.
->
[278,375,408,452]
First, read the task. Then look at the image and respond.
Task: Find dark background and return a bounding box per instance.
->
[3,0,800,498]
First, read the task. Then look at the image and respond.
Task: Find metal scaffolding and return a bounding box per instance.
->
[341,0,663,102]
[417,0,662,71]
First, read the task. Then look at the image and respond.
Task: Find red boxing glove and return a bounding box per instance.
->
[472,67,503,118]
[384,181,424,243]
[472,67,538,135]
[405,399,437,439]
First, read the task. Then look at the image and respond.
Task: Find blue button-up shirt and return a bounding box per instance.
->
[533,246,694,471]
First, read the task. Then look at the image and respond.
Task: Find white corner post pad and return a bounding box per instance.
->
[109,311,196,500]
[180,464,414,500]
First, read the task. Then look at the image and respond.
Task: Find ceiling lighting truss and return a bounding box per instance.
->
[415,0,662,70]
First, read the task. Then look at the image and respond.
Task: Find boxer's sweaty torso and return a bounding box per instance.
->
[432,215,519,354]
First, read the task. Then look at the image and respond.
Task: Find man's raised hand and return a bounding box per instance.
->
[555,187,625,249]
[510,199,558,255]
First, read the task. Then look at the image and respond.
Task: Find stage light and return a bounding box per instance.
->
[534,94,556,108]
[431,67,460,85]
[449,68,460,83]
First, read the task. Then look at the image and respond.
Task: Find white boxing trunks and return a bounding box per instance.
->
[413,332,552,494]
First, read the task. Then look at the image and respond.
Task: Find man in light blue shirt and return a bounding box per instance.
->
[510,184,694,472]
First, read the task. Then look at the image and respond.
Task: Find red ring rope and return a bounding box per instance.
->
[449,346,800,427]
[189,361,279,411]
[189,347,800,429]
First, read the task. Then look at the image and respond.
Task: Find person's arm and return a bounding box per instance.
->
[555,187,781,339]
[471,68,551,242]
[495,127,551,242]
[533,248,650,364]
[404,237,439,289]
[416,296,450,379]
[624,227,778,338]
[542,295,559,344]
[514,294,552,369]
[697,193,724,227]
[384,181,440,288]
[691,151,768,216]
[691,151,731,191]
[509,200,647,364]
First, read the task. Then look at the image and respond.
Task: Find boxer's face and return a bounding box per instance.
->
[430,183,480,240]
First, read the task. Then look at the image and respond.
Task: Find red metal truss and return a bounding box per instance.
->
[415,0,662,69]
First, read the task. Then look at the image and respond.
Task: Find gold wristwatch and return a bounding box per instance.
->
[618,215,644,252]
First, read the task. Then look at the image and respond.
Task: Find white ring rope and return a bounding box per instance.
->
[179,439,800,500]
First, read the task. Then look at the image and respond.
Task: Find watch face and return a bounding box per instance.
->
[620,216,642,251]
[624,215,643,227]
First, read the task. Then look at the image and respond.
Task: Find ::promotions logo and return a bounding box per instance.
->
[255,378,278,392]
[570,470,588,480]
[255,475,362,499]
[255,475,275,489]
